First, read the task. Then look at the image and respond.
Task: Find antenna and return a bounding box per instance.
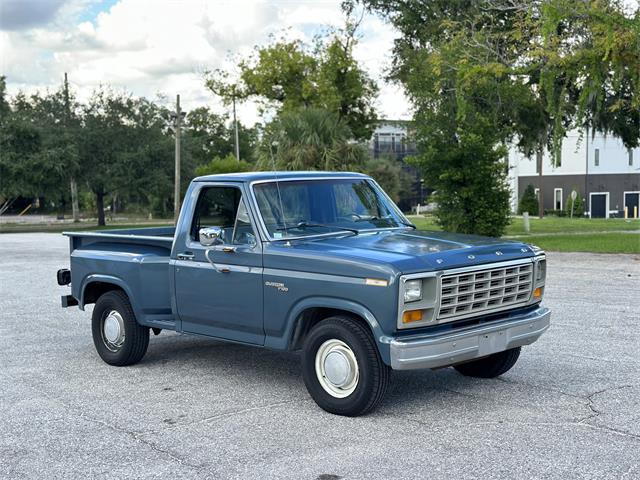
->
[269,140,287,236]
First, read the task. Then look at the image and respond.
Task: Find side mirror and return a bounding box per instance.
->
[199,226,224,246]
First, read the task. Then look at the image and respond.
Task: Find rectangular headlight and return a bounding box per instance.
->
[536,259,546,282]
[404,279,422,303]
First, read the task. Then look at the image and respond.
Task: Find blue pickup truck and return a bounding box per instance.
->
[58,172,550,416]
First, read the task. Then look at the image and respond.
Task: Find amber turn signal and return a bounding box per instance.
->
[402,309,423,324]
[533,287,542,299]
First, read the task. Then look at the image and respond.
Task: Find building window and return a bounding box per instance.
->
[629,149,634,166]
[554,188,563,211]
[594,148,599,166]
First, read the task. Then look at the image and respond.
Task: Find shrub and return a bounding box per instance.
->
[195,154,253,177]
[565,189,584,217]
[518,184,539,215]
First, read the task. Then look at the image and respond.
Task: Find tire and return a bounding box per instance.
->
[91,290,149,366]
[301,316,390,416]
[453,347,521,378]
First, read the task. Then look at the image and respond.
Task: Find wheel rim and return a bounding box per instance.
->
[315,339,359,398]
[102,310,125,352]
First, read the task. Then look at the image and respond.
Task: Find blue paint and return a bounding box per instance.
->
[63,172,544,367]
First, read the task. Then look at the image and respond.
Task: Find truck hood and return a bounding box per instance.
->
[282,229,536,275]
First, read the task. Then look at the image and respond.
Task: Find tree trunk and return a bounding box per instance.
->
[536,148,544,218]
[96,190,105,226]
[70,177,80,222]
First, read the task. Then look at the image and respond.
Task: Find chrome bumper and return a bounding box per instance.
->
[389,307,551,370]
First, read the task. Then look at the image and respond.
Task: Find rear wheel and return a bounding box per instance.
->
[301,316,390,416]
[91,290,149,366]
[453,347,521,378]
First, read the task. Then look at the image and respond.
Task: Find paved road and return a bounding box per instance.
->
[1,233,639,480]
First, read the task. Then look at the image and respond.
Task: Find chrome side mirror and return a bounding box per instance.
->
[199,226,223,246]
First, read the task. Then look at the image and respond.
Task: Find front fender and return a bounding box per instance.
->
[265,296,391,364]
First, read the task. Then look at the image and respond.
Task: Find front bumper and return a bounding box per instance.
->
[389,306,551,370]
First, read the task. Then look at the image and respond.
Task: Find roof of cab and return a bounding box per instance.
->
[193,171,369,183]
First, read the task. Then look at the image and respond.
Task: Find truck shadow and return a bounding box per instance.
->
[142,332,475,414]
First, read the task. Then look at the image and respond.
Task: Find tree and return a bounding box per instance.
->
[255,107,369,171]
[79,89,173,225]
[207,17,378,140]
[518,184,539,216]
[359,0,640,228]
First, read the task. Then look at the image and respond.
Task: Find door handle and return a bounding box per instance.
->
[177,252,195,261]
[222,246,236,253]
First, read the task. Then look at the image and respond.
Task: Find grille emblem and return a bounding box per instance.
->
[495,251,503,256]
[436,259,444,264]
[467,255,475,260]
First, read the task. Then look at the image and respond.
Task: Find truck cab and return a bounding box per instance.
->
[59,172,550,416]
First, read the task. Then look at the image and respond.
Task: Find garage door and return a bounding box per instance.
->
[591,194,607,218]
[625,192,639,219]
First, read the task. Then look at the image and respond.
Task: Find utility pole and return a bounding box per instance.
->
[172,94,185,223]
[64,73,80,223]
[232,87,240,162]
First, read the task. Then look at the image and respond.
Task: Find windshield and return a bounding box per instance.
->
[253,178,407,239]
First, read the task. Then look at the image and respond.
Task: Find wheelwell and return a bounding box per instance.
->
[83,281,126,305]
[289,307,371,351]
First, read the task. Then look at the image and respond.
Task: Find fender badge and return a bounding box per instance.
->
[467,255,475,260]
[265,281,289,293]
[495,251,503,256]
[436,258,444,264]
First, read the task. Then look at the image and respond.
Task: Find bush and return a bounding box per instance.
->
[518,184,539,215]
[544,209,566,217]
[195,154,253,177]
[565,189,584,217]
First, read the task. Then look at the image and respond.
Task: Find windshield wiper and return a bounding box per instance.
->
[276,221,359,235]
[399,220,417,230]
[355,216,417,230]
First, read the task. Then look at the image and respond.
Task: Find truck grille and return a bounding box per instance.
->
[437,263,533,321]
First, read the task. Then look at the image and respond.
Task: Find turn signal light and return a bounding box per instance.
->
[533,287,542,299]
[402,309,423,324]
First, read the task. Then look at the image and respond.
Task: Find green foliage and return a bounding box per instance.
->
[565,189,584,217]
[518,185,539,216]
[361,156,414,203]
[207,20,378,140]
[195,154,253,177]
[256,107,369,171]
[360,0,640,232]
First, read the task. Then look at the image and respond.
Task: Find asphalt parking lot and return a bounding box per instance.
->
[1,233,639,480]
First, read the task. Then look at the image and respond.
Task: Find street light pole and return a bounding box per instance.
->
[232,89,240,162]
[173,94,183,223]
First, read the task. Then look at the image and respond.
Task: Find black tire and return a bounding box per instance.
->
[453,347,521,378]
[301,316,390,416]
[91,290,149,366]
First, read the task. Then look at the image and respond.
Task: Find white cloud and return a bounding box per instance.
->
[0,0,410,124]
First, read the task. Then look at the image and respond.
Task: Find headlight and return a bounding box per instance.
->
[536,259,546,283]
[404,279,422,303]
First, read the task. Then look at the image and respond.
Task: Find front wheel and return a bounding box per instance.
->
[453,347,521,378]
[301,316,390,416]
[91,290,149,366]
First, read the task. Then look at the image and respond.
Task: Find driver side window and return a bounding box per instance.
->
[191,186,256,245]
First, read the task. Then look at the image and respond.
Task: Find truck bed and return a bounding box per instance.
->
[64,226,176,330]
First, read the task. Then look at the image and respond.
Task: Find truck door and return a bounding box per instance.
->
[174,184,264,344]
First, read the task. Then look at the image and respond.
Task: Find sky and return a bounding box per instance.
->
[0,0,411,125]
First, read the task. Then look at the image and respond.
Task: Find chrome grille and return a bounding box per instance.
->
[437,263,533,321]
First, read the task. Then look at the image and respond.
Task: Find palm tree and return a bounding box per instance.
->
[257,107,368,171]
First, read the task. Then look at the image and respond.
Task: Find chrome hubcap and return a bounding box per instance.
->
[315,339,359,398]
[103,310,125,351]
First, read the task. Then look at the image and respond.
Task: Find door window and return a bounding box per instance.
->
[191,186,256,245]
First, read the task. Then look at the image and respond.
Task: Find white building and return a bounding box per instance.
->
[508,131,640,218]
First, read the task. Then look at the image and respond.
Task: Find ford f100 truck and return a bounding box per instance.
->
[58,172,550,416]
